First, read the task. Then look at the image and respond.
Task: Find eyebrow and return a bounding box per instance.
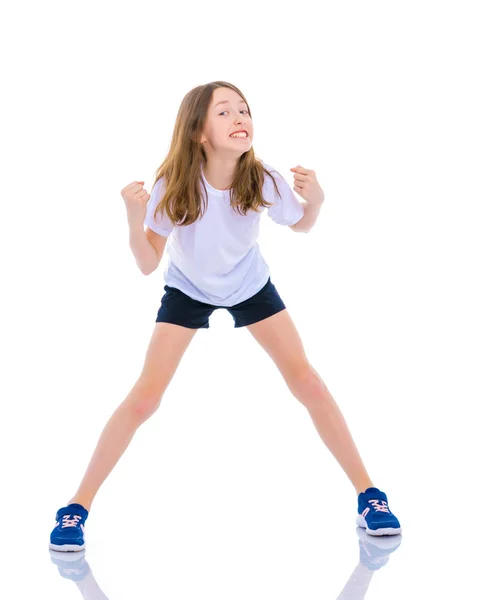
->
[213,99,247,108]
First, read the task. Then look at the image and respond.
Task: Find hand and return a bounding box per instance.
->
[121,181,150,225]
[290,165,325,206]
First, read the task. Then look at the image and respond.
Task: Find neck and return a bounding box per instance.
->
[202,157,238,191]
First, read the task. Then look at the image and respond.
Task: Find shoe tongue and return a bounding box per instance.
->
[57,503,89,518]
[363,487,387,500]
[67,502,89,513]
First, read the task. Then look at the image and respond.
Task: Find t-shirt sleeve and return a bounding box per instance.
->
[265,169,305,226]
[143,177,175,237]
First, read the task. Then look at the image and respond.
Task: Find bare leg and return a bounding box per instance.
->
[65,322,199,512]
[245,310,376,496]
[67,380,161,511]
[296,368,375,495]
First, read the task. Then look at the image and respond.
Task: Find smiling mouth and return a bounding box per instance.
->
[229,131,249,139]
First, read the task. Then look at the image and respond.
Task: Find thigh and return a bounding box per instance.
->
[245,308,310,383]
[139,322,198,390]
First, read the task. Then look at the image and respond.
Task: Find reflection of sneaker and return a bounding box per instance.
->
[50,551,109,600]
[356,487,402,536]
[356,526,402,571]
[49,549,90,581]
[49,503,89,552]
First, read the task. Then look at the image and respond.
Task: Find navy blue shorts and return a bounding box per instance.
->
[155,276,286,329]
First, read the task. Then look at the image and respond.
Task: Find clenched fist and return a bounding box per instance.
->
[121,181,150,225]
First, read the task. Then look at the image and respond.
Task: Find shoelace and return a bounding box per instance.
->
[368,499,390,513]
[58,514,82,529]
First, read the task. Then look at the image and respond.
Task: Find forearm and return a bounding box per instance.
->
[129,220,159,275]
[294,200,323,233]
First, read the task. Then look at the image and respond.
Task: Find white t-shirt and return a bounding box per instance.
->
[143,161,304,307]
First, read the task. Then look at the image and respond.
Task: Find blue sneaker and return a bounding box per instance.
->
[356,487,402,536]
[49,503,89,552]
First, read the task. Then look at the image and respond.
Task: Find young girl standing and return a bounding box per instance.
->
[49,81,401,552]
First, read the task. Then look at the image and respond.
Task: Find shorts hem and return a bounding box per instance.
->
[155,318,209,329]
[233,305,286,328]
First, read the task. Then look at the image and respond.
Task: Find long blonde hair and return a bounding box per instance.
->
[151,81,282,227]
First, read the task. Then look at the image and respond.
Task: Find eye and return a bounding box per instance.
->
[219,110,250,116]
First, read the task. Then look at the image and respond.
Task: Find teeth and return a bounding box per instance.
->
[230,132,247,138]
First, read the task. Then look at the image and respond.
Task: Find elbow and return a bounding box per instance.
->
[295,225,310,233]
[141,257,162,276]
[298,222,312,233]
[141,265,157,276]
[138,263,157,276]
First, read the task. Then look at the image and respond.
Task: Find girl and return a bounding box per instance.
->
[49,81,401,553]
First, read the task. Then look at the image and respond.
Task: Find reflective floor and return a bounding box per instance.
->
[7,386,477,599]
[46,527,404,600]
[39,500,474,599]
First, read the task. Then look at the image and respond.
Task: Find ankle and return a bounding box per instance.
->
[67,498,92,512]
[355,480,375,495]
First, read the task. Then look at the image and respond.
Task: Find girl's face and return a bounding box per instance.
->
[200,87,253,157]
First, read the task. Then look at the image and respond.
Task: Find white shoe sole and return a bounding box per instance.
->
[49,542,85,552]
[356,514,402,536]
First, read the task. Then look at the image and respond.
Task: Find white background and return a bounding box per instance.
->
[2,0,478,598]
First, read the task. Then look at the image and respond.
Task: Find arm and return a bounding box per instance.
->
[289,199,323,233]
[129,221,166,275]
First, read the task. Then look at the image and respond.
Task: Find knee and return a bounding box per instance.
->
[125,377,165,422]
[288,367,327,406]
